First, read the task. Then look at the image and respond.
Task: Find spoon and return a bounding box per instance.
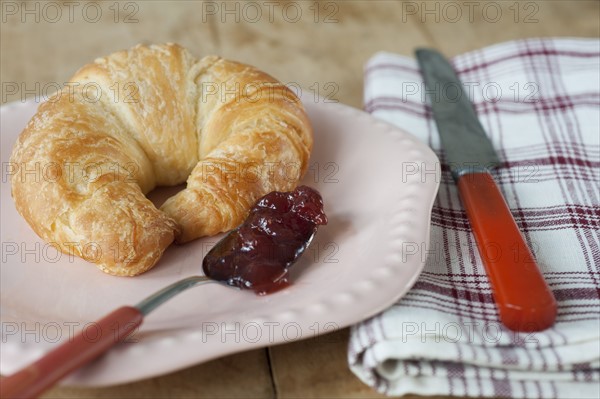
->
[1,186,326,398]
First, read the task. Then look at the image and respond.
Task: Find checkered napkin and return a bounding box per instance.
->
[348,38,600,398]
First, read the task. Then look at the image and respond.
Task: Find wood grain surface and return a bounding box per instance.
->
[1,1,598,398]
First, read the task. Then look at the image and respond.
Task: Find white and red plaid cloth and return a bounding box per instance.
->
[349,38,600,398]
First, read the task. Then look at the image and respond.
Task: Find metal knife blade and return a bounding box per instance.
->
[416,48,500,180]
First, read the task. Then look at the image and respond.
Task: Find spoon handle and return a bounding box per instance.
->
[1,276,215,397]
[0,306,143,399]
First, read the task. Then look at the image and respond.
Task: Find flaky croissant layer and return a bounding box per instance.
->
[10,43,313,276]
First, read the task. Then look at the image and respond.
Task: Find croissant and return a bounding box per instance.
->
[10,43,313,276]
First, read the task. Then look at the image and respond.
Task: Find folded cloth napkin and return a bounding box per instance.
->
[349,38,600,399]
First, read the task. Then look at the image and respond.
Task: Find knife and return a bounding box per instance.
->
[416,48,557,332]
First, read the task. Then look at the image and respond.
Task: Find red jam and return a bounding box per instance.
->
[203,185,327,295]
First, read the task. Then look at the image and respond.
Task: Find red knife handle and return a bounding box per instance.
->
[0,306,143,399]
[456,172,557,332]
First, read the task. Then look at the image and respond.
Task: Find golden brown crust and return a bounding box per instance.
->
[9,43,312,276]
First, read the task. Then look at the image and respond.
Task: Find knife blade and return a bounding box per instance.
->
[416,48,557,332]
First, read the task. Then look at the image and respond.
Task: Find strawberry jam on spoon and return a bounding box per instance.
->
[203,185,327,295]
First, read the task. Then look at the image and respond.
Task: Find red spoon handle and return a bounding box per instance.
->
[457,172,557,332]
[0,306,143,399]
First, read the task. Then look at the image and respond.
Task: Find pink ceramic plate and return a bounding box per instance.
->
[0,93,439,386]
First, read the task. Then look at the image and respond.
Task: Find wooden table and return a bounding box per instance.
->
[1,1,598,397]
